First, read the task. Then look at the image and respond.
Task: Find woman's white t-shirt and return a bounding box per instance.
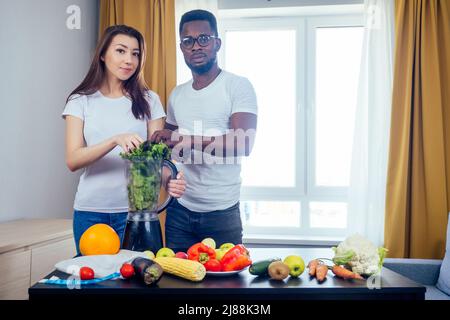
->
[62,90,166,213]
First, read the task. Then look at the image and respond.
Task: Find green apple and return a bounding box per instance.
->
[143,250,155,260]
[283,255,305,278]
[201,237,216,249]
[215,248,227,261]
[219,243,235,251]
[156,247,175,258]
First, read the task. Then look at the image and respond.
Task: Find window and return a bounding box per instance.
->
[220,12,364,238]
[225,28,297,188]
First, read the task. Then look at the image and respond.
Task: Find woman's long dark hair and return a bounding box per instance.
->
[67,25,151,120]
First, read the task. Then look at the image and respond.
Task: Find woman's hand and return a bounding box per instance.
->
[167,171,186,198]
[114,133,144,153]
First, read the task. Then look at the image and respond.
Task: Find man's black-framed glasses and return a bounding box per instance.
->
[180,34,218,49]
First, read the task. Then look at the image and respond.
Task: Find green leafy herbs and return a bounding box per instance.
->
[119,141,171,161]
[120,142,171,211]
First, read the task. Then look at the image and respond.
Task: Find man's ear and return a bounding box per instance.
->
[214,38,222,52]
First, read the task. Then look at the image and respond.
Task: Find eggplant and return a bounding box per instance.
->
[131,257,164,286]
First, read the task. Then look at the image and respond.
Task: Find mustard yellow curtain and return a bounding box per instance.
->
[99,0,176,108]
[385,0,450,259]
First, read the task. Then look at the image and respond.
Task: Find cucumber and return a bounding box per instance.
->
[249,258,281,276]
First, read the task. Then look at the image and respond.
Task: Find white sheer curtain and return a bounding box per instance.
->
[347,0,395,246]
[175,0,219,84]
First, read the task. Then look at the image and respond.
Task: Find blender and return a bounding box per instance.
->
[122,142,178,253]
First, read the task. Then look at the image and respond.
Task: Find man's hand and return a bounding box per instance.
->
[150,129,183,148]
[167,171,186,198]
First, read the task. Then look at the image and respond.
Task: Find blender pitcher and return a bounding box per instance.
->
[122,156,178,253]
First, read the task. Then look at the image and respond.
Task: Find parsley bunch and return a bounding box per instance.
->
[120,142,172,211]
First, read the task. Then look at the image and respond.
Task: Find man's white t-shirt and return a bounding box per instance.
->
[166,70,258,212]
[62,90,166,213]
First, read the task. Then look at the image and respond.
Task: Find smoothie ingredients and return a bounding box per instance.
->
[120,141,171,161]
[154,257,206,282]
[267,261,290,281]
[79,267,95,280]
[156,247,175,258]
[214,242,235,262]
[143,250,155,260]
[215,248,227,262]
[332,234,388,276]
[315,264,329,282]
[219,243,235,251]
[131,257,163,286]
[220,245,252,272]
[120,263,135,279]
[120,142,171,212]
[307,258,364,283]
[79,224,120,256]
[175,252,188,259]
[188,243,216,264]
[201,238,216,249]
[249,258,281,276]
[307,259,320,277]
[204,259,222,272]
[283,255,305,278]
[331,265,364,280]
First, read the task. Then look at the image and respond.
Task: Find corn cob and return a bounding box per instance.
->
[153,257,206,281]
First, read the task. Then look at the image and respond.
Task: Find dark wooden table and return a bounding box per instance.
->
[29,248,425,301]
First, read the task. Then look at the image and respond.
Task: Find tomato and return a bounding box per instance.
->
[79,266,95,280]
[204,259,222,272]
[120,263,135,279]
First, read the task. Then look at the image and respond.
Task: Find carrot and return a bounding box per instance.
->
[307,259,320,276]
[331,265,364,280]
[315,264,329,282]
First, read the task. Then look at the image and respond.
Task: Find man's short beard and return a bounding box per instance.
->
[187,56,216,75]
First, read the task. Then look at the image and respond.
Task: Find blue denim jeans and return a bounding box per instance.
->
[165,200,243,253]
[73,210,128,256]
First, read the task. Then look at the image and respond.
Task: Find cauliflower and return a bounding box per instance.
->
[332,234,388,276]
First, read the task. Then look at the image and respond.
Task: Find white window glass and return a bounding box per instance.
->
[315,27,364,186]
[309,201,347,228]
[225,30,297,187]
[240,201,301,227]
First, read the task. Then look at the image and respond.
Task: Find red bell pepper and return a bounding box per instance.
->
[220,244,252,271]
[204,259,222,272]
[187,242,216,264]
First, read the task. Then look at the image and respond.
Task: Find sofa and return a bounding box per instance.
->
[384,257,449,300]
[383,212,450,300]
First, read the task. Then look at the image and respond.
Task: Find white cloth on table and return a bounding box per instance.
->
[55,250,148,278]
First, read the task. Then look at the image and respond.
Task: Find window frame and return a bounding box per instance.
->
[219,17,306,201]
[306,15,364,199]
[219,11,364,239]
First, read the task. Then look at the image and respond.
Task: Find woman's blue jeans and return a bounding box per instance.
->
[73,210,128,256]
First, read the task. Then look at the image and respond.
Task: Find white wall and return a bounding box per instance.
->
[0,0,99,222]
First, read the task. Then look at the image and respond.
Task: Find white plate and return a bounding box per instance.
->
[206,267,248,277]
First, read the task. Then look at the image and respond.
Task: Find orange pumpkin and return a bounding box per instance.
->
[79,224,121,256]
